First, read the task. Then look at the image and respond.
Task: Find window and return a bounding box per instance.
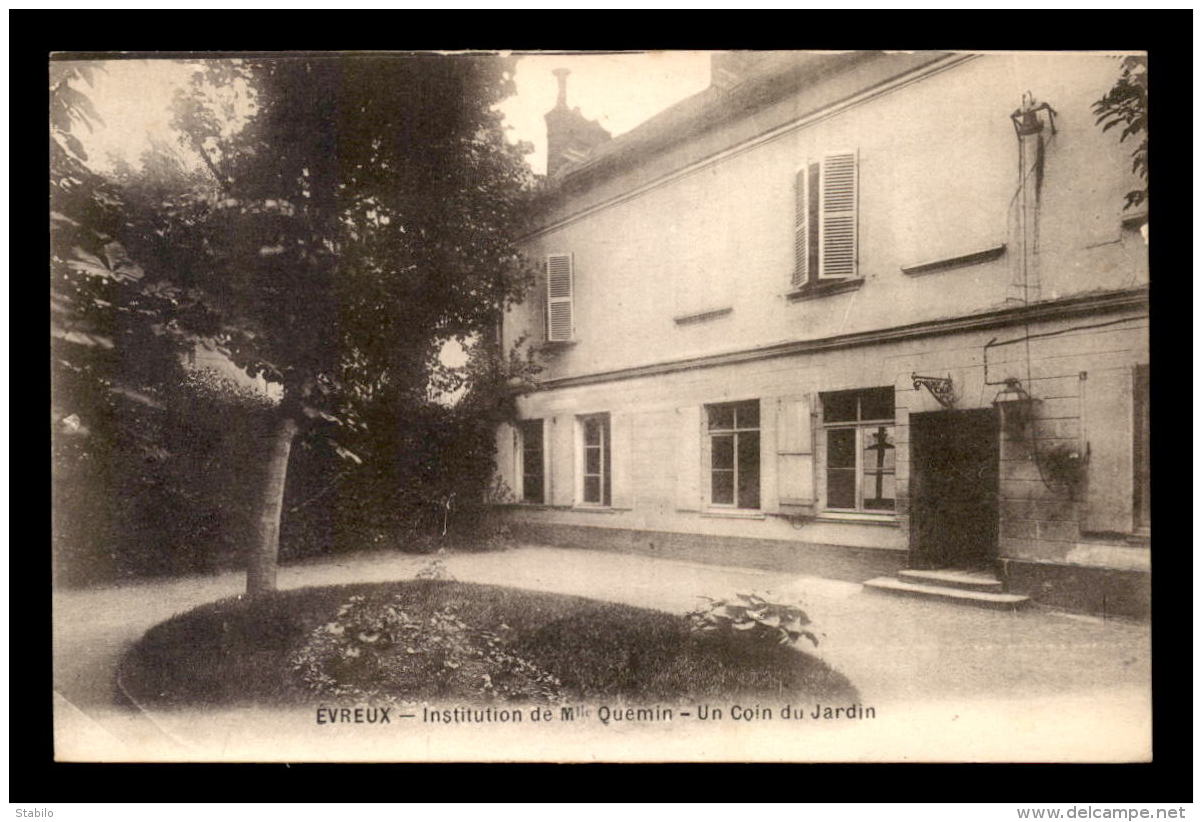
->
[707,400,760,509]
[579,413,611,506]
[821,387,895,512]
[518,419,544,504]
[1133,364,1149,530]
[545,253,575,342]
[793,150,859,288]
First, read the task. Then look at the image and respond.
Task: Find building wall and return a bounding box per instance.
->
[505,53,1147,383]
[497,302,1149,615]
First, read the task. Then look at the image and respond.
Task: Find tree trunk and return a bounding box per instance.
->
[247,414,299,595]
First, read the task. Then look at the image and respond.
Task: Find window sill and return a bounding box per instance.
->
[785,278,863,302]
[815,511,899,527]
[536,339,577,353]
[674,306,733,326]
[900,244,1006,276]
[571,505,627,514]
[701,509,766,520]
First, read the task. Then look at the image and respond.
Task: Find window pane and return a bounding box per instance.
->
[735,400,759,430]
[827,428,856,468]
[860,387,895,421]
[711,434,734,470]
[862,426,896,472]
[823,392,857,423]
[583,475,601,504]
[583,417,600,445]
[711,470,734,505]
[707,404,734,430]
[827,468,856,508]
[737,431,760,509]
[585,446,601,475]
[862,473,895,510]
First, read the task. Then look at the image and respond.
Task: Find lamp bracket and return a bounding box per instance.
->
[912,373,956,409]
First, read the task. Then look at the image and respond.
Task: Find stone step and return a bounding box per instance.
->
[897,568,1004,593]
[862,577,1030,610]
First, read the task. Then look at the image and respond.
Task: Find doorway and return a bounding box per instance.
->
[908,408,1000,570]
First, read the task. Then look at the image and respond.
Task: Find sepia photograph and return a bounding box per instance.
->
[49,48,1151,765]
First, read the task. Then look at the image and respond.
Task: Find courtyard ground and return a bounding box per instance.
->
[53,543,1151,763]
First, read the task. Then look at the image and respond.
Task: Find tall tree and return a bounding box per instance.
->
[109,55,536,593]
[1093,55,1148,211]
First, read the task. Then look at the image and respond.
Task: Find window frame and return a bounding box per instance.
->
[517,419,546,505]
[790,150,861,297]
[576,412,611,507]
[704,399,762,511]
[820,388,896,515]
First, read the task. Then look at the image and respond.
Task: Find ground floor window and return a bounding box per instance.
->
[518,419,544,504]
[706,399,760,509]
[579,413,611,506]
[821,387,896,512]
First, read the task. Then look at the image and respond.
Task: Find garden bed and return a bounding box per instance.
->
[119,580,856,708]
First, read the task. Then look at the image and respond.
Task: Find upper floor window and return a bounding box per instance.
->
[518,419,545,504]
[821,387,895,512]
[707,399,760,509]
[578,413,611,506]
[545,253,575,343]
[793,150,859,289]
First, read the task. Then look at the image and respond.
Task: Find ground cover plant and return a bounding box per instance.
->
[119,580,857,708]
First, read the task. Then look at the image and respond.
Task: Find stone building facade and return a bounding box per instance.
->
[495,51,1150,617]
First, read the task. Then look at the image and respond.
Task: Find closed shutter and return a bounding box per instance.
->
[1082,369,1135,534]
[610,412,634,509]
[494,422,516,502]
[674,406,702,512]
[792,167,809,287]
[819,150,857,280]
[549,415,576,507]
[776,394,816,514]
[546,253,574,342]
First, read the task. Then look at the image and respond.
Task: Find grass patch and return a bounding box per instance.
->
[120,580,857,708]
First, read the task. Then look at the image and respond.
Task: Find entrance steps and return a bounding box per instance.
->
[862,568,1030,610]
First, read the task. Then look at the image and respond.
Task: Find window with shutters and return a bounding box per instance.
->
[545,253,575,343]
[820,387,895,513]
[706,400,761,509]
[578,413,611,506]
[518,419,545,504]
[791,150,861,297]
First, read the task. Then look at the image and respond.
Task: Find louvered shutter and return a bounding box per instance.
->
[494,422,516,502]
[819,151,857,280]
[674,406,702,512]
[1082,369,1135,534]
[776,394,817,514]
[549,415,576,506]
[545,253,574,342]
[792,168,809,287]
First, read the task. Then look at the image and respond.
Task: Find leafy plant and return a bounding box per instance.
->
[1040,443,1086,495]
[687,591,820,648]
[289,593,563,704]
[1093,55,1148,211]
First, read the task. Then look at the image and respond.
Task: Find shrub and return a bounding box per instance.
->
[687,591,820,648]
[288,593,564,704]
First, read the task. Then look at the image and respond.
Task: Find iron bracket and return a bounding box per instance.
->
[912,373,956,409]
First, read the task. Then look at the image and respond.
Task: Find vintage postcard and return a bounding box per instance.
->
[51,49,1150,763]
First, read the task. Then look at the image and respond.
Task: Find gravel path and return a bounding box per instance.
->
[53,544,1151,762]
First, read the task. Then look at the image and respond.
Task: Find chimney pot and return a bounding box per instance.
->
[552,68,570,108]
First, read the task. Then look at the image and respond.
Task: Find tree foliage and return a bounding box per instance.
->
[1093,55,1148,211]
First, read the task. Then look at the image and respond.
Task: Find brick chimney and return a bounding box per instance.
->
[544,68,612,178]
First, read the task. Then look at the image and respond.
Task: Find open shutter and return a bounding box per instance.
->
[494,422,516,502]
[610,413,634,509]
[548,415,576,507]
[819,150,857,280]
[674,406,702,512]
[546,253,574,342]
[776,394,816,515]
[1082,369,1135,534]
[792,167,809,287]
